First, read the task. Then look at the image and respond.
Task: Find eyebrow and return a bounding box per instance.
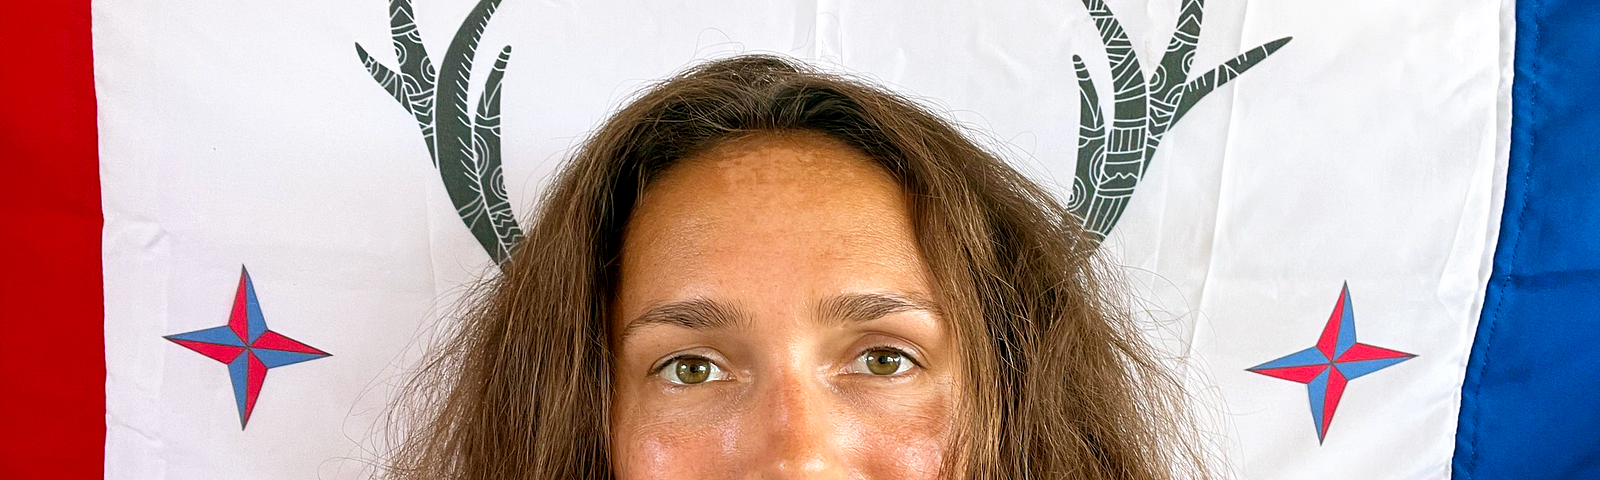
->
[618,292,942,343]
[618,298,749,342]
[816,292,942,326]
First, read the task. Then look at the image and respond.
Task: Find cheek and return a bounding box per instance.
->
[613,390,957,479]
[613,407,743,479]
[837,393,954,478]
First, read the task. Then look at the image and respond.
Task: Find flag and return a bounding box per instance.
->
[3,0,1597,478]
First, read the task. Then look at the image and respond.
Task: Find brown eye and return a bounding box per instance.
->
[861,349,907,376]
[657,355,726,385]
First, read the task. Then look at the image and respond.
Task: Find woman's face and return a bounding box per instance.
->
[610,133,960,479]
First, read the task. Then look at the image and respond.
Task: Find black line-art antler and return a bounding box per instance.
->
[356,0,522,266]
[1068,0,1291,244]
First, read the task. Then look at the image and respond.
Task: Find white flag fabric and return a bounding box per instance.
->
[97,0,1511,478]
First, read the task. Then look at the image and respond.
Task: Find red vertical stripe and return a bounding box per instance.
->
[0,0,104,477]
[1315,288,1346,358]
[1322,367,1349,440]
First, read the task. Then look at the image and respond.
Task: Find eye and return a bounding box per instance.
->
[851,348,916,376]
[655,355,728,385]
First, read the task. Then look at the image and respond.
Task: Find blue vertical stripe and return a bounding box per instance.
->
[243,270,267,342]
[1453,0,1600,478]
[227,354,251,427]
[1307,367,1331,442]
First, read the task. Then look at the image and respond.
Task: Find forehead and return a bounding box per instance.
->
[614,131,932,316]
[651,132,901,216]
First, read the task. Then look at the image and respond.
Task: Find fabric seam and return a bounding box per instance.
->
[1466,0,1539,476]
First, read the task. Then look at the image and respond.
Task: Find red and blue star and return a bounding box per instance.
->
[1248,283,1415,442]
[164,266,330,428]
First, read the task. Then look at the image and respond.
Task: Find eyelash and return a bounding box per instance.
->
[648,345,923,378]
[861,344,922,369]
[650,353,705,376]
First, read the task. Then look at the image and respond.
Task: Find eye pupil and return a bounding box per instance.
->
[675,357,712,384]
[865,349,902,375]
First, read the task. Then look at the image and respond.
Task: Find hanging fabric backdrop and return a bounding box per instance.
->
[0,0,1567,477]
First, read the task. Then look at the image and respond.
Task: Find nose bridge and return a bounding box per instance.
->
[749,364,848,478]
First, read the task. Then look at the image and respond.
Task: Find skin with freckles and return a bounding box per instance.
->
[610,132,960,479]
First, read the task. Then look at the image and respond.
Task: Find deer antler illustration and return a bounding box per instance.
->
[1069,0,1291,244]
[356,0,522,266]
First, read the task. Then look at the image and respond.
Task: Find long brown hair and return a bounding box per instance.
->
[383,54,1207,479]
